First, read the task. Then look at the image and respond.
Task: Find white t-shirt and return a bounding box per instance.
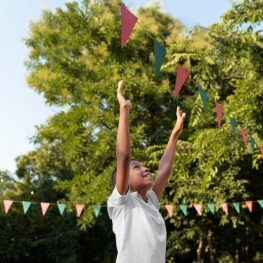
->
[107,186,167,263]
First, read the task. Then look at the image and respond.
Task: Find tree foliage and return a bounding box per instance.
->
[1,0,263,262]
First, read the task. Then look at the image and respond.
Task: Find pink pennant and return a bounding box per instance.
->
[174,64,189,98]
[40,202,50,216]
[4,200,13,214]
[245,201,252,212]
[194,204,202,216]
[240,127,247,148]
[221,203,228,214]
[121,3,138,48]
[215,102,222,128]
[76,204,84,217]
[165,205,173,217]
[260,146,263,161]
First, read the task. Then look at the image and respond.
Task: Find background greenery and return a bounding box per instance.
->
[1,0,263,262]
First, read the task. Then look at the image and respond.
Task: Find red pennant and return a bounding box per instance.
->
[121,3,138,48]
[240,127,247,148]
[260,146,263,161]
[245,201,252,212]
[40,202,50,216]
[3,200,13,214]
[76,204,84,217]
[174,64,189,98]
[221,203,228,214]
[165,205,173,217]
[194,204,202,215]
[215,102,222,128]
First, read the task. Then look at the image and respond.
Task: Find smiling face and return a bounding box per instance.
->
[129,160,153,192]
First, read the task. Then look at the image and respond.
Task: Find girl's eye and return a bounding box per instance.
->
[134,165,139,169]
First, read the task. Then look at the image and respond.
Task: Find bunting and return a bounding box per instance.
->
[58,204,66,216]
[215,102,222,128]
[233,202,240,213]
[1,199,263,217]
[180,205,187,216]
[198,85,207,112]
[240,127,247,148]
[174,64,189,98]
[229,116,237,138]
[76,204,84,217]
[194,204,202,216]
[4,200,13,214]
[260,146,263,161]
[154,39,166,77]
[121,3,138,48]
[22,201,31,214]
[207,204,215,214]
[93,205,101,217]
[41,202,50,216]
[221,203,228,215]
[245,201,252,213]
[258,200,263,209]
[165,205,173,217]
[250,137,255,156]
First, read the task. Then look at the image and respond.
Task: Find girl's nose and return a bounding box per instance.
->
[144,167,150,173]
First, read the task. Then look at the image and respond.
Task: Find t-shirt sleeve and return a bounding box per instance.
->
[147,190,160,210]
[107,186,130,219]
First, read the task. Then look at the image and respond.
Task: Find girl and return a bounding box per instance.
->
[107,80,186,263]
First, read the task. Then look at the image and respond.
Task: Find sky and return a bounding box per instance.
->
[0,0,233,174]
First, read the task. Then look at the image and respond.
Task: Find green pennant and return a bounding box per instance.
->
[233,202,240,213]
[207,204,215,214]
[258,200,263,209]
[197,85,207,112]
[22,201,31,214]
[229,116,237,138]
[180,205,187,216]
[93,205,101,217]
[154,39,166,77]
[57,204,66,215]
[250,136,255,156]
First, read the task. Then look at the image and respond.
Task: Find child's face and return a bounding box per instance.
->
[129,160,153,191]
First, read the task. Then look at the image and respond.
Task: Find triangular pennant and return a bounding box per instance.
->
[258,200,263,209]
[93,205,101,217]
[260,146,263,161]
[207,204,215,214]
[215,102,222,128]
[40,202,50,216]
[193,204,202,216]
[250,137,255,156]
[197,85,207,112]
[180,205,187,216]
[245,201,252,213]
[233,202,240,213]
[174,64,189,98]
[57,204,66,216]
[165,205,173,217]
[121,3,138,48]
[154,39,166,77]
[240,127,247,148]
[3,200,13,214]
[229,116,237,138]
[76,204,84,217]
[221,203,228,214]
[22,201,31,214]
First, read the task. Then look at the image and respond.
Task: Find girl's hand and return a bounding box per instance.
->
[117,80,132,111]
[174,106,186,135]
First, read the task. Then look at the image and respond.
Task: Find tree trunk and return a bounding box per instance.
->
[208,230,215,263]
[197,232,203,263]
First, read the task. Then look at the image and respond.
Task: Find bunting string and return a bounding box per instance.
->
[1,199,263,218]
